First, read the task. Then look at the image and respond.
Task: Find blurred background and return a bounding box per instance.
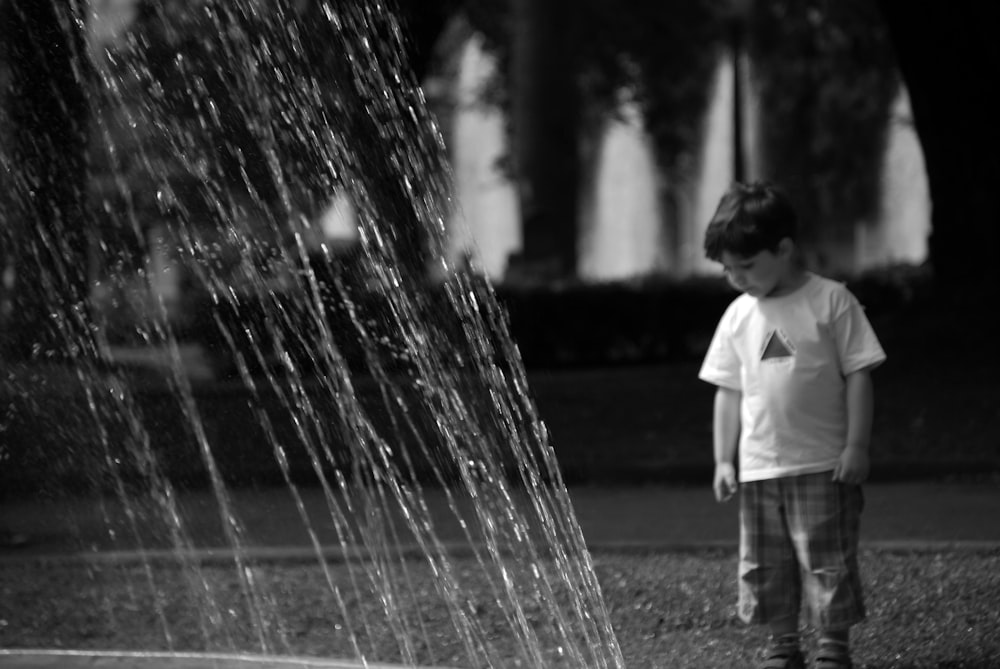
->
[1,0,998,490]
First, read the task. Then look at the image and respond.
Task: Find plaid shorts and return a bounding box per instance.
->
[738,471,865,630]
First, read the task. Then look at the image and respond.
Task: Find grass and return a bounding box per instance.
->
[1,547,998,668]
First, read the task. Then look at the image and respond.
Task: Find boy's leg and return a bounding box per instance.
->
[784,472,865,666]
[740,479,805,668]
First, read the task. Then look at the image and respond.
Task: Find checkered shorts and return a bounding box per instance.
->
[738,471,865,629]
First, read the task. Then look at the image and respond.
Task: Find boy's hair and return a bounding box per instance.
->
[703,181,798,261]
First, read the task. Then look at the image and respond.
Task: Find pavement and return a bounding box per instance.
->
[3,480,999,563]
[0,651,417,669]
[1,480,998,669]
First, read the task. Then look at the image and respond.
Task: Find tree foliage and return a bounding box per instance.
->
[94,0,452,287]
[460,0,721,178]
[749,0,899,244]
[453,0,900,256]
[85,0,906,280]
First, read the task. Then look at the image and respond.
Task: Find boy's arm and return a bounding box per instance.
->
[834,368,874,484]
[712,386,741,502]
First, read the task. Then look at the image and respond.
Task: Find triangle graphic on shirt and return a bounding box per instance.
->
[761,330,794,360]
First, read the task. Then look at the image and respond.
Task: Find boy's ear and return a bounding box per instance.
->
[777,237,795,259]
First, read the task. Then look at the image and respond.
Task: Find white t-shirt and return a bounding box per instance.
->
[699,273,886,482]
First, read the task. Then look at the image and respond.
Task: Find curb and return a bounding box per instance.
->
[3,539,998,567]
[552,461,1000,486]
[0,649,457,669]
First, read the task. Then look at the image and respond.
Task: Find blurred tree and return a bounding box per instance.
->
[507,0,581,277]
[750,0,898,264]
[99,0,720,283]
[0,0,92,360]
[451,0,999,287]
[462,0,720,278]
[96,0,455,285]
[394,0,465,80]
[877,1,1000,291]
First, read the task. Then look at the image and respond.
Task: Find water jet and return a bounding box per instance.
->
[0,1,624,667]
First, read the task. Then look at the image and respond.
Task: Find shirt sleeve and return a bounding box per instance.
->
[699,303,743,390]
[833,288,887,375]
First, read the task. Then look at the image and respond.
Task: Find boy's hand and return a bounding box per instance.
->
[713,463,738,502]
[833,446,870,484]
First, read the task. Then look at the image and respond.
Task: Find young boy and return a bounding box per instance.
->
[698,182,885,669]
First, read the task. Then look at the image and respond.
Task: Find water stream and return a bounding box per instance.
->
[0,1,625,666]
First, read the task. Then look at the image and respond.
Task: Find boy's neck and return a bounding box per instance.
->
[766,268,810,298]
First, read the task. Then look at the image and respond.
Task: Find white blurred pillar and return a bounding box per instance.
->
[856,86,930,268]
[447,34,520,279]
[579,99,665,280]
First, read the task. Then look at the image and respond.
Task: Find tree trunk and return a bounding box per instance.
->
[877,1,1000,291]
[509,0,580,279]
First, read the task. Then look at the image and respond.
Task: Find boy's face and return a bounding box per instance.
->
[719,241,796,298]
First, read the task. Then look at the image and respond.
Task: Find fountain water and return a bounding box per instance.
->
[0,1,625,667]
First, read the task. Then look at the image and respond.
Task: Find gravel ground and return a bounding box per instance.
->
[2,548,998,668]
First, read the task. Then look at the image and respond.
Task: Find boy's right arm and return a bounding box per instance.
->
[712,386,741,502]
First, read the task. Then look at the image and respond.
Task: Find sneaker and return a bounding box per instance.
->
[761,642,806,669]
[813,638,853,668]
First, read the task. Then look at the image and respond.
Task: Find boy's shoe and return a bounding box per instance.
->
[812,641,853,669]
[760,644,806,669]
[813,659,852,669]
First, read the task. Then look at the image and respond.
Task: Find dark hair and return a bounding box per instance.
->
[703,181,798,261]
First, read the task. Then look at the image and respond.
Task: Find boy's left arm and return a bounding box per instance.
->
[835,367,875,484]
